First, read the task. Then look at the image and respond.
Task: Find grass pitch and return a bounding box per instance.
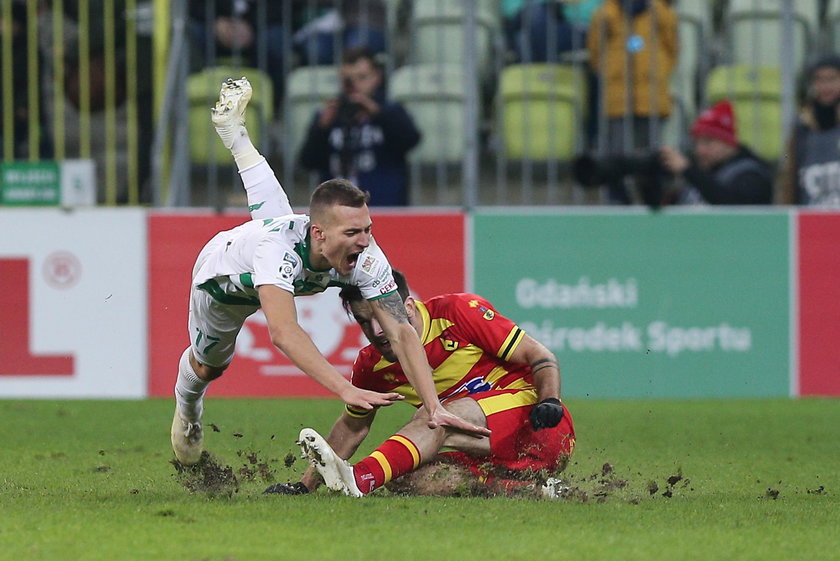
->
[1,398,838,561]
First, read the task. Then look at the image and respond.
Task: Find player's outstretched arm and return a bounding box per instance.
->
[258,285,403,409]
[370,292,491,437]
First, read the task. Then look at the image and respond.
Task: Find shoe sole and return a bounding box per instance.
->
[298,428,362,497]
[211,78,252,126]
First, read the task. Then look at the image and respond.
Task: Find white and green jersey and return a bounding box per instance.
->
[192,214,397,306]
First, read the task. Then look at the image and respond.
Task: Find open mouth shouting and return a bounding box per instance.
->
[346,251,362,271]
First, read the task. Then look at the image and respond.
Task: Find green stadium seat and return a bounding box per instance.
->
[725,0,820,70]
[409,0,499,80]
[389,63,472,164]
[497,64,586,161]
[827,0,840,51]
[187,66,274,164]
[705,64,783,161]
[283,65,341,167]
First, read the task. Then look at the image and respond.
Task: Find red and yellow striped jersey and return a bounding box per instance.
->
[347,293,534,417]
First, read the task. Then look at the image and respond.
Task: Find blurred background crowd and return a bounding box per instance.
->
[1,0,839,210]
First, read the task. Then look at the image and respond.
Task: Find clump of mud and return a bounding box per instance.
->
[170,448,278,496]
[171,452,239,495]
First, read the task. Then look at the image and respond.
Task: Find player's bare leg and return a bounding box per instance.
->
[211,77,292,218]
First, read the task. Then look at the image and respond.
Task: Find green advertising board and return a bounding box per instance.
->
[0,161,61,205]
[472,210,791,398]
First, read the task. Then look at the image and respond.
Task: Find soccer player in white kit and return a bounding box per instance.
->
[171,78,490,465]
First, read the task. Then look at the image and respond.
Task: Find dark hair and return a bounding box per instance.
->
[808,53,840,79]
[309,178,370,223]
[339,269,410,314]
[341,46,383,71]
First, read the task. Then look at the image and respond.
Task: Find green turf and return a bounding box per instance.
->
[1,398,838,561]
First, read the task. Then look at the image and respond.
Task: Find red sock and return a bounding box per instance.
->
[352,435,422,494]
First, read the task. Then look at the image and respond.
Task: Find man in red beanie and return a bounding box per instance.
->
[659,100,773,205]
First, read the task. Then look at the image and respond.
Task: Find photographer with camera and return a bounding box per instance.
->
[299,47,421,206]
[573,100,773,208]
[658,100,773,205]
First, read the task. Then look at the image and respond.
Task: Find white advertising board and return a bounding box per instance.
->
[0,208,147,397]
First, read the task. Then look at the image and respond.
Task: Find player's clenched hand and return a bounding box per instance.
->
[427,407,492,437]
[529,398,564,430]
[341,386,403,410]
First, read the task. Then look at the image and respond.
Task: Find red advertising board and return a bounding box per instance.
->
[798,212,840,396]
[148,211,465,397]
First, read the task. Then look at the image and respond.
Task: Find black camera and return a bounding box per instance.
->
[337,77,362,123]
[572,152,671,209]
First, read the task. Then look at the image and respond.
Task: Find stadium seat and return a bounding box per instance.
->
[283,65,340,166]
[497,64,586,161]
[827,0,840,51]
[705,65,783,161]
[389,63,473,164]
[724,0,820,70]
[187,67,274,164]
[675,0,712,80]
[408,0,499,80]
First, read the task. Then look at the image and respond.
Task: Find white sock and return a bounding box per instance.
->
[240,159,293,219]
[231,128,264,170]
[174,348,209,423]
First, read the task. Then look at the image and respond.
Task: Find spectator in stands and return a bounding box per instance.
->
[0,0,52,159]
[587,0,677,204]
[294,0,387,66]
[299,47,420,207]
[778,54,840,206]
[502,0,584,62]
[188,1,289,99]
[659,100,773,205]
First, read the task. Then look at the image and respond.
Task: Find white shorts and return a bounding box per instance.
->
[188,235,260,368]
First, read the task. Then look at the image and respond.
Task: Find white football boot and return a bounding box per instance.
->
[211,77,252,149]
[170,406,203,465]
[298,428,363,498]
[540,477,571,499]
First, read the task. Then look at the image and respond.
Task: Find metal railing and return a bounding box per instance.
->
[0,0,815,209]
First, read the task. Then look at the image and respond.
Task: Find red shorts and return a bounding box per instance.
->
[441,389,575,478]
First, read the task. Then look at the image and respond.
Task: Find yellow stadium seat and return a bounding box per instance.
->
[705,64,782,161]
[498,63,586,161]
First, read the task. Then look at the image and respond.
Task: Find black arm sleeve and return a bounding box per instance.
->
[371,103,421,154]
[683,164,773,205]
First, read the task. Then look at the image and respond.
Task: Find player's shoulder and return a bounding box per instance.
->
[426,292,494,312]
[350,345,383,388]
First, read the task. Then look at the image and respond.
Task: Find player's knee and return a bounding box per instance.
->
[195,363,226,381]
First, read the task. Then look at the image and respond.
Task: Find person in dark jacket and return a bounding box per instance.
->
[778,54,840,206]
[299,47,421,207]
[659,100,773,205]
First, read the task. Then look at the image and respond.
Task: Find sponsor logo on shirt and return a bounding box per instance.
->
[379,279,397,294]
[361,255,377,274]
[279,263,295,282]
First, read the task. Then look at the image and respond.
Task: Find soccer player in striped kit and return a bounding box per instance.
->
[273,270,575,497]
